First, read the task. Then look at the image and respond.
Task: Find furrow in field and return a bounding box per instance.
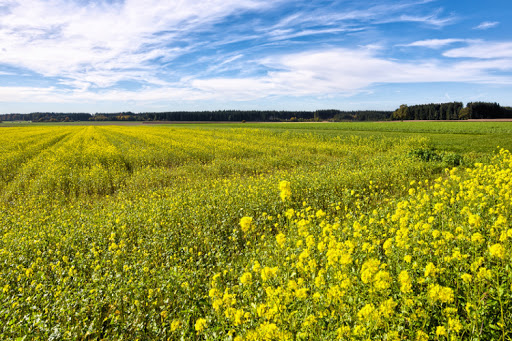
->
[0,128,74,184]
[1,126,130,200]
[99,126,225,169]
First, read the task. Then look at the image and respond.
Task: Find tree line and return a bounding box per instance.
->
[0,112,91,122]
[1,102,511,122]
[392,102,512,120]
[90,110,394,122]
[0,110,392,122]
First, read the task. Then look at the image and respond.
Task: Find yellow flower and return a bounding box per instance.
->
[424,262,437,278]
[471,232,484,244]
[212,299,223,311]
[314,274,325,288]
[222,290,236,307]
[279,180,292,201]
[234,309,245,325]
[379,298,397,319]
[287,279,298,291]
[357,303,375,320]
[398,270,412,294]
[256,303,267,317]
[415,330,428,341]
[470,257,484,272]
[302,314,317,328]
[476,267,492,281]
[353,325,366,336]
[336,326,351,339]
[340,253,353,265]
[240,272,253,285]
[306,235,315,249]
[428,284,454,303]
[295,288,309,299]
[258,322,280,339]
[260,266,278,282]
[461,273,472,284]
[315,209,326,219]
[489,243,505,259]
[240,216,253,233]
[386,331,401,341]
[195,318,207,332]
[443,307,457,316]
[360,258,380,284]
[383,238,393,256]
[373,271,392,290]
[448,317,463,333]
[171,319,181,331]
[317,241,325,252]
[468,214,481,227]
[436,326,447,337]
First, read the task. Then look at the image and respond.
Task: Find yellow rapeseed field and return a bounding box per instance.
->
[0,125,510,340]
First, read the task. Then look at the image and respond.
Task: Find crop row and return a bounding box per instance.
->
[0,125,508,339]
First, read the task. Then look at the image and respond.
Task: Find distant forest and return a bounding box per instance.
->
[392,102,512,120]
[0,109,392,122]
[1,102,511,122]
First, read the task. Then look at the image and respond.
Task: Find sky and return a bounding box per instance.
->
[0,0,511,113]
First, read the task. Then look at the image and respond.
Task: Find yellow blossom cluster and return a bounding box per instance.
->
[206,149,512,340]
[1,124,511,339]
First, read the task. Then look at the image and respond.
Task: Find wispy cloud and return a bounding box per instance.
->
[473,21,499,30]
[0,0,275,89]
[400,38,467,49]
[261,0,454,42]
[3,46,511,106]
[193,48,511,98]
[0,0,455,89]
[0,0,509,111]
[444,41,512,59]
[388,13,455,27]
[270,1,452,29]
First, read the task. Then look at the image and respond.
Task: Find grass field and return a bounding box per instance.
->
[0,122,511,340]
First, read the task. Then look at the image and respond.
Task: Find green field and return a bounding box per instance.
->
[1,122,511,340]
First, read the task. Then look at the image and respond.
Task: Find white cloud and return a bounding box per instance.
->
[219,55,245,66]
[444,42,512,59]
[0,0,275,89]
[188,48,512,99]
[2,46,512,105]
[268,1,453,31]
[454,59,512,73]
[0,86,64,103]
[0,1,509,110]
[401,39,466,49]
[390,13,455,27]
[0,84,208,104]
[473,21,499,30]
[267,27,359,42]
[0,1,457,90]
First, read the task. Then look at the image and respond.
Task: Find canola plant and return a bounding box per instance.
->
[0,125,510,340]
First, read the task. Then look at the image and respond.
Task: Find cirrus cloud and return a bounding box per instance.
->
[473,21,499,30]
[0,0,510,111]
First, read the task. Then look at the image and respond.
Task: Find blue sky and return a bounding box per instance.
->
[0,0,511,113]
